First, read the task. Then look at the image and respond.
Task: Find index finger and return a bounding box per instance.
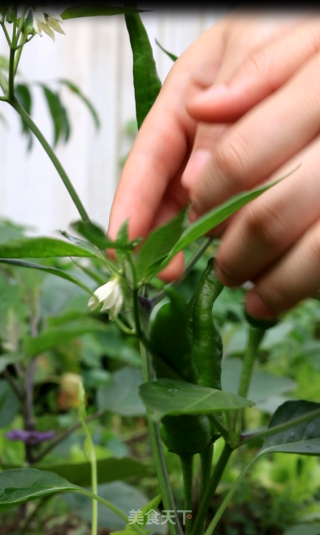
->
[108,22,226,242]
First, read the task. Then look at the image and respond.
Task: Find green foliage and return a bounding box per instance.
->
[61,5,142,20]
[98,367,145,416]
[0,468,81,512]
[262,400,320,455]
[125,11,162,128]
[135,209,187,282]
[139,379,254,420]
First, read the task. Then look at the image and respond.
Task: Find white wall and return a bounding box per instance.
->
[0,9,227,235]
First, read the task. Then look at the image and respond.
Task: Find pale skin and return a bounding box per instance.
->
[109,10,320,319]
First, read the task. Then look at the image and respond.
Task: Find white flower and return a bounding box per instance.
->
[88,278,124,317]
[32,7,65,41]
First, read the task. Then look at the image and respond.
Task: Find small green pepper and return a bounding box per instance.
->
[150,287,198,384]
[149,287,211,455]
[188,258,224,390]
[161,414,211,455]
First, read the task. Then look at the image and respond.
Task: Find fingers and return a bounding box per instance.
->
[108,22,227,243]
[245,217,320,319]
[187,15,318,123]
[215,135,320,288]
[182,49,320,217]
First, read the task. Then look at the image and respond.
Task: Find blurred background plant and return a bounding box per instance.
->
[2,215,320,534]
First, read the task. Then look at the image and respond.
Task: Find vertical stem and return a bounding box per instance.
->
[8,23,16,99]
[180,454,194,535]
[191,443,232,535]
[225,412,236,449]
[91,451,98,535]
[198,443,213,535]
[199,444,213,503]
[140,343,183,535]
[10,99,90,223]
[235,326,265,439]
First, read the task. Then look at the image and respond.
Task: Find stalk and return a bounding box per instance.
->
[235,326,265,439]
[180,454,194,535]
[9,99,90,223]
[191,443,232,535]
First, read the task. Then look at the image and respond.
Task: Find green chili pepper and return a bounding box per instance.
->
[188,258,224,390]
[149,287,211,455]
[161,414,211,455]
[150,287,198,384]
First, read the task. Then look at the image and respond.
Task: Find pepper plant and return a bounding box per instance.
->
[0,4,319,535]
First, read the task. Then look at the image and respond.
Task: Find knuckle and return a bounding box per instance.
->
[215,138,247,190]
[243,202,286,249]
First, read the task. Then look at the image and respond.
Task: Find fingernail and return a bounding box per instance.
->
[246,292,275,320]
[194,83,228,103]
[182,149,211,189]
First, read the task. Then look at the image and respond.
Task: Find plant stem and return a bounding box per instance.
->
[241,406,320,446]
[9,99,90,223]
[203,456,256,535]
[235,326,265,439]
[208,415,229,443]
[80,489,146,535]
[19,495,51,535]
[225,412,236,449]
[8,38,15,100]
[91,444,98,535]
[1,20,11,47]
[140,343,183,535]
[199,443,213,504]
[191,443,232,535]
[180,454,194,535]
[32,410,103,464]
[114,316,136,336]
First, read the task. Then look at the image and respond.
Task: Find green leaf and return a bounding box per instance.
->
[40,84,70,146]
[222,359,296,409]
[72,220,140,251]
[115,219,130,264]
[59,78,100,129]
[15,83,33,150]
[98,367,145,416]
[125,12,162,128]
[283,524,320,535]
[60,230,103,258]
[0,259,92,295]
[0,468,81,512]
[0,237,102,259]
[154,168,299,275]
[29,457,151,487]
[139,379,254,421]
[61,4,142,19]
[24,319,107,356]
[261,400,320,455]
[155,39,177,61]
[135,209,187,282]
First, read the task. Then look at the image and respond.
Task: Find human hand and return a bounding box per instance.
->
[183,16,320,319]
[108,11,306,281]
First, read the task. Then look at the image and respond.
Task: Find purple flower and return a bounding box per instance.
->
[6,429,56,445]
